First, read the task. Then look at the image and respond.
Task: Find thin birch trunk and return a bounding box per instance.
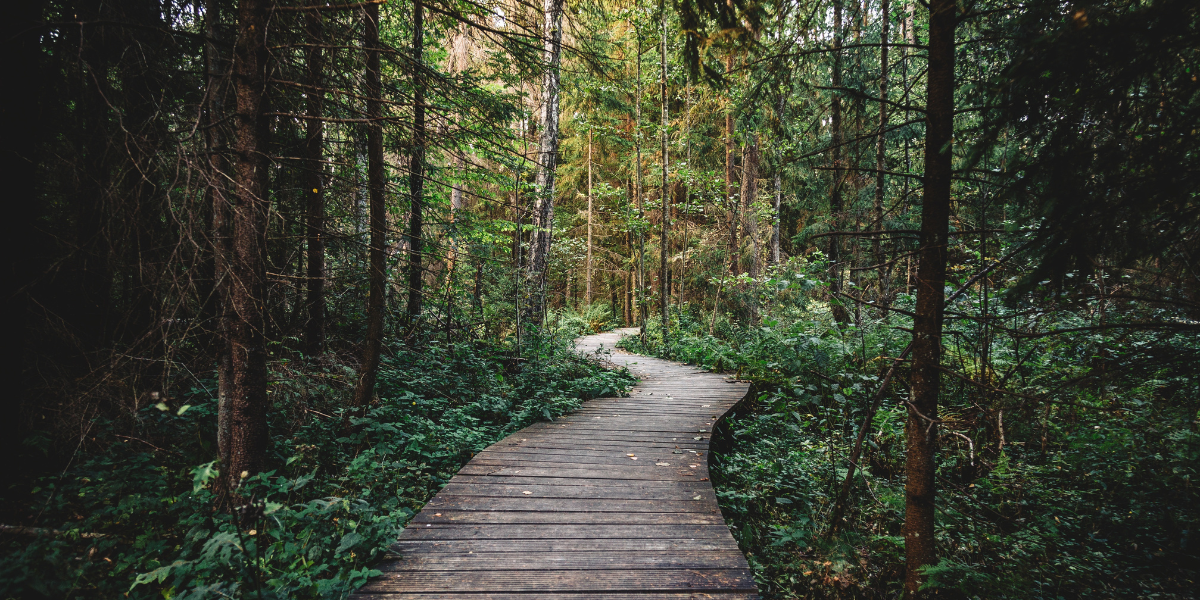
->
[526,0,565,322]
[659,2,669,349]
[586,129,593,305]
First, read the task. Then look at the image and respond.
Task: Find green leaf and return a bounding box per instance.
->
[336,531,365,555]
[192,461,218,493]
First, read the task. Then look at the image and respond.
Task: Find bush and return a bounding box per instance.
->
[0,331,635,599]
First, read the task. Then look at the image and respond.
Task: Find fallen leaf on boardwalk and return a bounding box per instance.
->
[694,437,703,440]
[693,495,702,500]
[655,462,670,466]
[626,453,636,456]
[522,491,533,495]
[689,464,700,468]
[700,477,709,481]
[434,513,442,517]
[630,457,638,460]
[702,405,711,407]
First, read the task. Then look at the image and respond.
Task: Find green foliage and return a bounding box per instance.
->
[623,278,1199,598]
[0,334,634,599]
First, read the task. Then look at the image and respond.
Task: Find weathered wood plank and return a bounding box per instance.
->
[423,497,715,513]
[397,523,734,540]
[410,510,724,525]
[436,482,713,500]
[358,568,757,593]
[390,538,742,553]
[377,550,746,571]
[355,593,760,599]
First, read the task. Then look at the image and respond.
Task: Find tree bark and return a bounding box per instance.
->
[205,0,234,476]
[772,92,783,267]
[635,26,646,340]
[444,151,465,287]
[829,0,850,324]
[303,3,326,356]
[354,0,387,407]
[227,0,272,495]
[526,0,565,320]
[404,1,427,334]
[725,53,739,276]
[586,128,593,305]
[659,2,670,350]
[904,0,956,594]
[874,0,890,280]
[743,135,760,280]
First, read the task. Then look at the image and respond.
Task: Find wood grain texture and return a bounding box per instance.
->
[353,328,757,598]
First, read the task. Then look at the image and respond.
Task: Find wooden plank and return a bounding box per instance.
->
[354,594,760,600]
[476,447,710,459]
[377,550,746,571]
[397,524,734,540]
[390,538,742,553]
[358,568,757,593]
[423,496,717,512]
[447,475,713,488]
[436,482,714,500]
[410,510,723,525]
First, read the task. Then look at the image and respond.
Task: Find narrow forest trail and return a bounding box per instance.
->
[353,327,758,599]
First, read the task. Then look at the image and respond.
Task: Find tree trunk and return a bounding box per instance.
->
[829,0,850,324]
[681,75,692,306]
[205,0,234,475]
[904,0,956,594]
[586,129,593,305]
[354,0,387,407]
[444,151,465,287]
[659,3,669,350]
[635,28,646,340]
[725,53,739,276]
[303,4,325,356]
[874,0,890,282]
[772,92,783,267]
[405,0,427,333]
[526,0,565,321]
[227,0,271,495]
[772,171,781,265]
[743,134,760,280]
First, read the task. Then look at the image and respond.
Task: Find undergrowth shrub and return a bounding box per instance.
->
[0,331,634,599]
[622,272,1199,599]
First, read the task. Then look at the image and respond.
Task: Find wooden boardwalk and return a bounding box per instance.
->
[353,328,758,599]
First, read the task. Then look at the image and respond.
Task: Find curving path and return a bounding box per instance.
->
[353,328,758,599]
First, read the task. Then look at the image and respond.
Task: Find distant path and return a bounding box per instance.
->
[354,327,758,599]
